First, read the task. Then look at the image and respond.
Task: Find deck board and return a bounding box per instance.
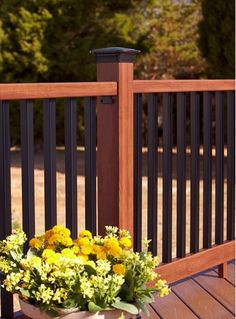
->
[144,262,235,319]
[172,278,234,319]
[151,291,198,319]
[193,270,235,314]
[140,305,161,319]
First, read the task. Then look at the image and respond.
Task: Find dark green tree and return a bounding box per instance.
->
[199,0,235,78]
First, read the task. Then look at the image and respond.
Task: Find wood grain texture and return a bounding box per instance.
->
[133,79,235,93]
[155,241,235,284]
[172,278,234,319]
[227,262,235,286]
[0,82,117,100]
[192,270,235,314]
[151,291,198,319]
[97,62,134,238]
[141,305,161,319]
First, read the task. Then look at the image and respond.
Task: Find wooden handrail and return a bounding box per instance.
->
[0,80,234,100]
[133,79,235,93]
[0,82,117,100]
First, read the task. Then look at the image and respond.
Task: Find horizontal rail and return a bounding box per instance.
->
[155,240,235,284]
[0,82,117,100]
[133,80,235,93]
[0,80,234,100]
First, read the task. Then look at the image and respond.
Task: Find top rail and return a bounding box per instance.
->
[133,79,235,93]
[0,80,234,100]
[0,82,117,100]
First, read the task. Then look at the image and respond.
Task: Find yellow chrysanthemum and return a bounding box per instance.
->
[29,238,44,250]
[77,237,93,255]
[104,238,122,257]
[92,244,106,259]
[71,245,80,254]
[112,264,126,275]
[52,225,71,237]
[119,237,132,249]
[42,249,60,264]
[61,248,76,259]
[79,230,92,238]
[77,237,90,247]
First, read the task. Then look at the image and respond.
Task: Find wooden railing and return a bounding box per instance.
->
[0,47,235,318]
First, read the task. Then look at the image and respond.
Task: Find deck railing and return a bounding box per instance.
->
[0,47,235,318]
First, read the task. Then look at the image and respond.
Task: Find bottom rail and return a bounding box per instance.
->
[155,240,235,284]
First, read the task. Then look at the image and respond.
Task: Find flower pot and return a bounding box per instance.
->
[19,298,137,319]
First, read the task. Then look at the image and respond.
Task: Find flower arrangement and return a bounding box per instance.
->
[0,225,169,318]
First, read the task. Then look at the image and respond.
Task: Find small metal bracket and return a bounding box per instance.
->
[100,96,115,104]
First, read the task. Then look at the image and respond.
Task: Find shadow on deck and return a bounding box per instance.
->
[143,261,235,319]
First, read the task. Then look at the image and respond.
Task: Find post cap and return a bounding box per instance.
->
[90,47,140,63]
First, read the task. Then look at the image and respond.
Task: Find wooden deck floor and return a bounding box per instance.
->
[142,261,235,319]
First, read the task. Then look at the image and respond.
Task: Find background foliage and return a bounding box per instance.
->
[0,0,234,145]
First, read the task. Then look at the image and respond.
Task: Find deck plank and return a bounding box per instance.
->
[140,305,161,318]
[193,270,235,314]
[151,291,198,319]
[172,278,234,319]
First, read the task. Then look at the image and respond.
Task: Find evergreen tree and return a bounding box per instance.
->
[199,0,235,78]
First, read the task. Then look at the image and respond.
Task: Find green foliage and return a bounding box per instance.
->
[199,0,235,78]
[0,0,218,145]
[136,0,206,79]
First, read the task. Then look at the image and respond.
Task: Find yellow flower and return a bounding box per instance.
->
[61,248,76,259]
[71,245,80,254]
[92,244,106,259]
[77,237,93,255]
[79,230,92,238]
[52,225,71,237]
[42,249,60,264]
[119,237,132,249]
[112,264,126,275]
[77,254,89,263]
[29,238,44,250]
[104,238,122,258]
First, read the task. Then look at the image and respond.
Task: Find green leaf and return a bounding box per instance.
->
[84,264,97,276]
[112,301,139,315]
[88,302,103,312]
[137,301,149,317]
[27,248,38,258]
[140,294,154,304]
[10,250,18,261]
[61,298,78,309]
[19,288,31,298]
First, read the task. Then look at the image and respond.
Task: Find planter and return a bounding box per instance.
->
[19,299,137,319]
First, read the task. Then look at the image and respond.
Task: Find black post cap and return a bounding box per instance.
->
[90,47,141,63]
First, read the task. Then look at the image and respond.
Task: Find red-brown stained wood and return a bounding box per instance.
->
[141,305,161,319]
[155,241,235,284]
[133,79,235,93]
[218,262,228,279]
[193,270,235,314]
[172,279,234,319]
[227,262,235,285]
[0,82,117,100]
[96,62,134,238]
[151,291,198,319]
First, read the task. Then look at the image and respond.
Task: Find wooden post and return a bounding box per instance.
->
[218,262,228,279]
[91,47,140,238]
